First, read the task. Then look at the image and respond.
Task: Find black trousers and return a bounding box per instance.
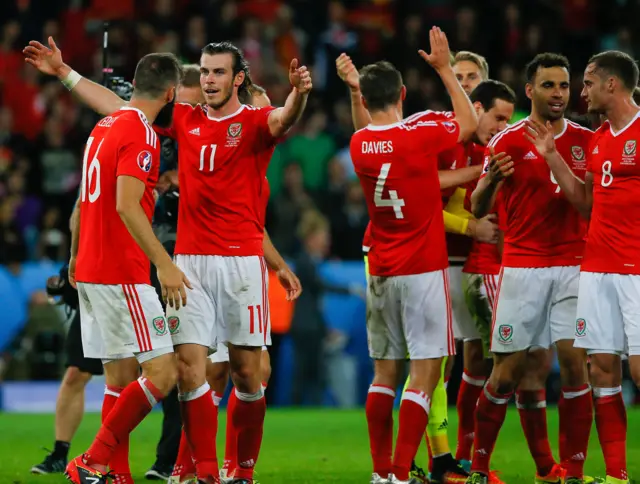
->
[150,238,182,466]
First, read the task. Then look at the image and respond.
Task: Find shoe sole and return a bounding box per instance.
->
[31,467,50,475]
[145,470,171,480]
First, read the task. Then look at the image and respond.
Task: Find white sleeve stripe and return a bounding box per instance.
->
[487,120,526,148]
[136,112,157,148]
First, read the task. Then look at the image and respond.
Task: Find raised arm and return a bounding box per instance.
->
[267,59,313,138]
[24,37,125,116]
[419,28,478,142]
[525,119,593,219]
[336,54,371,131]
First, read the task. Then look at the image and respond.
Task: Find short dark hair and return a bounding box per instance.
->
[634,87,640,104]
[201,41,252,96]
[133,53,182,98]
[359,61,403,112]
[525,53,570,83]
[470,80,516,110]
[181,64,201,88]
[588,50,639,92]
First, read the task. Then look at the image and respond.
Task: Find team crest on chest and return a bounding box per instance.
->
[571,146,585,161]
[624,140,636,156]
[226,122,243,147]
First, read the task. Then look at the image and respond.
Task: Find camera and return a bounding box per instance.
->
[46,264,79,311]
[106,76,133,101]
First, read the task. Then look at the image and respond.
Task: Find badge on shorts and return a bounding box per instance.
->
[152,316,168,336]
[168,316,180,335]
[575,318,587,337]
[498,324,513,343]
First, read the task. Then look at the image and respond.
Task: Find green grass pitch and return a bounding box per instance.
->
[1,407,639,483]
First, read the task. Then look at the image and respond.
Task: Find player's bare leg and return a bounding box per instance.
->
[175,343,220,483]
[589,353,628,483]
[456,340,491,466]
[367,359,404,482]
[66,352,178,483]
[515,349,561,482]
[467,350,528,482]
[391,357,443,482]
[228,344,266,483]
[100,358,140,483]
[555,340,592,482]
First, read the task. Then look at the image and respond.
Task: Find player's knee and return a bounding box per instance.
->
[558,351,588,386]
[260,352,272,384]
[230,365,260,393]
[62,366,92,390]
[588,354,621,387]
[143,352,179,395]
[206,360,230,395]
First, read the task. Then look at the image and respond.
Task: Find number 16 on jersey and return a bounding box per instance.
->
[375,163,405,219]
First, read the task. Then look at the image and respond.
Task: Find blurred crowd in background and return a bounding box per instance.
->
[1,0,639,403]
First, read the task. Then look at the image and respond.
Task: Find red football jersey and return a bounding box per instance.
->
[483,118,592,268]
[582,111,640,274]
[463,146,502,275]
[155,103,279,256]
[351,117,460,276]
[76,107,159,284]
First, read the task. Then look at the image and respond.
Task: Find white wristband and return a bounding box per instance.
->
[61,70,82,90]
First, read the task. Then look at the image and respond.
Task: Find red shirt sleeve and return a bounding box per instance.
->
[117,134,157,183]
[416,119,460,155]
[253,105,282,146]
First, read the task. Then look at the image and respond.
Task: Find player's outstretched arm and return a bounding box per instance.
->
[116,175,192,308]
[268,59,313,138]
[264,230,302,301]
[525,119,592,219]
[419,27,477,142]
[336,54,371,131]
[438,165,482,189]
[471,148,513,218]
[23,37,125,116]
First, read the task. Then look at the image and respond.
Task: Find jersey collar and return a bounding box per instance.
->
[609,109,640,137]
[365,122,402,131]
[119,106,150,125]
[205,104,246,122]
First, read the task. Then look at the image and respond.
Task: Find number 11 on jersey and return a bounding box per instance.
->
[375,163,405,219]
[200,144,217,171]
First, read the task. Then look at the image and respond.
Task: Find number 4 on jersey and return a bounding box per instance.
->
[375,163,405,219]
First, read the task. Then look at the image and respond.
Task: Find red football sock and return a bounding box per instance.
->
[594,389,628,481]
[172,429,196,478]
[516,390,556,476]
[392,390,430,481]
[232,388,267,480]
[180,383,219,480]
[559,385,593,478]
[86,377,163,467]
[455,371,485,461]
[101,386,131,478]
[223,387,239,474]
[471,383,511,475]
[365,385,395,477]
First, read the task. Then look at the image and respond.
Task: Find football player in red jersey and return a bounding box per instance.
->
[350,27,478,484]
[338,50,512,484]
[24,36,309,484]
[44,52,188,484]
[467,53,594,484]
[525,50,640,484]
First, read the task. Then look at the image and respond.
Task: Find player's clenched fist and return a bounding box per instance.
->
[336,53,360,91]
[23,36,64,76]
[289,59,313,94]
[418,26,452,72]
[485,147,514,182]
[157,261,193,310]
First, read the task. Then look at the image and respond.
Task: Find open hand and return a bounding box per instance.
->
[23,36,64,76]
[157,262,193,310]
[418,27,452,72]
[289,59,313,94]
[336,53,360,91]
[524,119,557,157]
[484,147,514,183]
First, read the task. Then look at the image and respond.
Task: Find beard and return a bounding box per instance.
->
[208,87,234,110]
[155,97,176,128]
